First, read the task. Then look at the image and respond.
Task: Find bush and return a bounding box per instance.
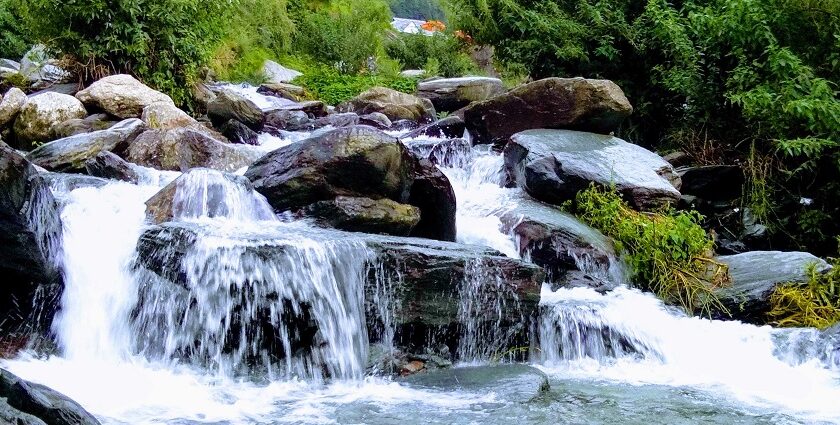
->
[292,62,418,105]
[768,257,840,329]
[22,0,234,106]
[0,0,29,59]
[385,32,477,77]
[293,0,393,74]
[569,184,730,315]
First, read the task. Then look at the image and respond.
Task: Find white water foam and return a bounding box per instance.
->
[537,285,840,422]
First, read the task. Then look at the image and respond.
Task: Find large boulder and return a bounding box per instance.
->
[27,119,145,172]
[75,74,173,119]
[407,159,457,242]
[304,196,421,236]
[715,251,831,324]
[417,77,505,113]
[0,146,62,337]
[12,93,87,147]
[498,198,618,284]
[141,101,196,129]
[245,126,415,212]
[262,60,303,84]
[0,368,100,425]
[464,77,633,144]
[123,127,256,172]
[338,87,436,123]
[207,89,265,131]
[0,87,26,128]
[504,130,681,210]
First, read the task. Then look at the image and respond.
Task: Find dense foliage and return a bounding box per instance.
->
[389,0,445,20]
[385,33,477,77]
[0,0,28,59]
[293,0,393,74]
[17,0,235,105]
[569,185,729,315]
[448,0,840,255]
[769,257,840,329]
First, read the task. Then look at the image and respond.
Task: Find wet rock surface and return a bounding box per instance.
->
[505,129,681,210]
[27,119,145,172]
[0,368,100,425]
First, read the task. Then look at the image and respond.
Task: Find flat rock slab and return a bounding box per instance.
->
[505,129,681,210]
[401,364,550,403]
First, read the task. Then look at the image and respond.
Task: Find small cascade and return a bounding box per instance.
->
[163,168,277,222]
[537,286,660,362]
[132,224,375,380]
[457,259,525,362]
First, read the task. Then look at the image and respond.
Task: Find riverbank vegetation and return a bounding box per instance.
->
[0,0,474,105]
[769,255,840,329]
[568,185,729,315]
[447,0,840,257]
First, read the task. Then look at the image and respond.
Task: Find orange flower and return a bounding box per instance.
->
[421,20,446,32]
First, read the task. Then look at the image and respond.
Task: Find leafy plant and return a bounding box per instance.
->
[569,184,730,315]
[292,62,418,105]
[22,0,234,106]
[768,258,840,329]
[0,0,29,59]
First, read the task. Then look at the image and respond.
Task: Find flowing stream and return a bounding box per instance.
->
[4,89,840,424]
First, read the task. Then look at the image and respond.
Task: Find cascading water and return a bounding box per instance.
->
[4,86,840,424]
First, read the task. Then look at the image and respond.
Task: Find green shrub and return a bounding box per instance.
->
[292,62,418,105]
[22,0,234,106]
[0,0,29,59]
[569,184,729,315]
[768,258,840,329]
[385,32,477,77]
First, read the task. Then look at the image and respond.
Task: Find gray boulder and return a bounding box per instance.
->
[304,196,421,236]
[464,77,633,144]
[141,101,196,129]
[499,198,618,284]
[401,365,549,402]
[338,87,435,123]
[124,127,255,172]
[417,77,505,113]
[262,60,302,84]
[220,119,259,145]
[0,87,26,128]
[401,115,466,140]
[27,119,145,172]
[84,151,139,183]
[12,93,87,147]
[407,159,457,241]
[245,126,415,212]
[715,251,831,324]
[75,74,173,119]
[505,129,681,210]
[0,368,99,425]
[0,146,63,336]
[207,89,265,130]
[359,112,392,129]
[52,114,117,139]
